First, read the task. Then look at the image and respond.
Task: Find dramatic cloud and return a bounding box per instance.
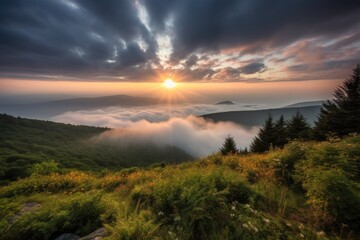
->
[240,62,266,75]
[0,0,359,82]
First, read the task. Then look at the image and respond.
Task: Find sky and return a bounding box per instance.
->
[0,0,359,103]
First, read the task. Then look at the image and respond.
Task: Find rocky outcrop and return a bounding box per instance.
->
[55,228,108,240]
[9,202,41,224]
[54,233,80,240]
[80,228,108,240]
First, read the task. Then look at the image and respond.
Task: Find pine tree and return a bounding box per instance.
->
[314,64,360,140]
[220,135,238,155]
[250,115,276,153]
[286,111,311,141]
[273,115,288,148]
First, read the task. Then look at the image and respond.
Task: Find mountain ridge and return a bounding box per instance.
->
[202,105,322,127]
[0,95,163,119]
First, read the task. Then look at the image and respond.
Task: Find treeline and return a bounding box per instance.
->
[250,112,310,152]
[0,114,192,183]
[221,64,360,155]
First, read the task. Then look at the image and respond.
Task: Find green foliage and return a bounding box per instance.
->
[314,65,360,140]
[286,112,311,141]
[1,192,104,240]
[273,142,307,186]
[130,171,254,240]
[220,135,238,155]
[107,209,160,240]
[1,136,359,239]
[30,160,61,176]
[295,138,360,231]
[251,113,311,153]
[273,115,288,148]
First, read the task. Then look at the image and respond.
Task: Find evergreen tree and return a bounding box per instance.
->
[286,111,311,141]
[250,115,276,153]
[274,115,288,148]
[314,64,360,140]
[220,135,238,155]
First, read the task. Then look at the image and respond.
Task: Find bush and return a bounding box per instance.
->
[108,210,160,240]
[273,142,307,186]
[30,160,61,176]
[296,141,360,231]
[1,192,104,240]
[130,171,254,239]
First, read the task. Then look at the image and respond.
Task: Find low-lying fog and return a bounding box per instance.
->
[52,103,261,157]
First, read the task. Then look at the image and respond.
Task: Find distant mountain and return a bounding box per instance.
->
[0,95,163,119]
[284,100,324,108]
[216,101,234,105]
[202,106,322,128]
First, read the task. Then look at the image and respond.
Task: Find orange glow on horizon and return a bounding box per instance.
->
[0,78,340,105]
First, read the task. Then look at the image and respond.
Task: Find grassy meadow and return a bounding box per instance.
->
[1,135,359,239]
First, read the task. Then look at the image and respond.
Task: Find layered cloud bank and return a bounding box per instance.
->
[52,104,260,157]
[93,116,258,157]
[51,103,260,125]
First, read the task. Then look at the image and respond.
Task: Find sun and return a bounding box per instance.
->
[163,79,176,89]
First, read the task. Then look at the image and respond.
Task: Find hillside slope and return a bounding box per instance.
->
[0,114,192,182]
[284,100,324,108]
[0,136,359,239]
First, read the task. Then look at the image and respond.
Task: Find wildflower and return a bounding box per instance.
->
[231,205,236,211]
[230,213,235,217]
[158,211,164,216]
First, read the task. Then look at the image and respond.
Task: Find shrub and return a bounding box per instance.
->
[130,171,254,239]
[108,210,160,240]
[1,192,105,240]
[30,160,61,176]
[273,142,307,186]
[296,141,360,231]
[246,170,260,184]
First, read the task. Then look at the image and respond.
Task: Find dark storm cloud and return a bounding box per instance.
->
[0,0,359,81]
[163,0,360,60]
[184,55,199,67]
[240,62,266,75]
[0,0,157,80]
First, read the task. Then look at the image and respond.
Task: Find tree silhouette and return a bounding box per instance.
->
[274,115,287,148]
[286,112,311,141]
[250,115,276,153]
[220,135,238,155]
[314,65,360,140]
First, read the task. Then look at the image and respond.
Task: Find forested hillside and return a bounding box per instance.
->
[0,114,192,182]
